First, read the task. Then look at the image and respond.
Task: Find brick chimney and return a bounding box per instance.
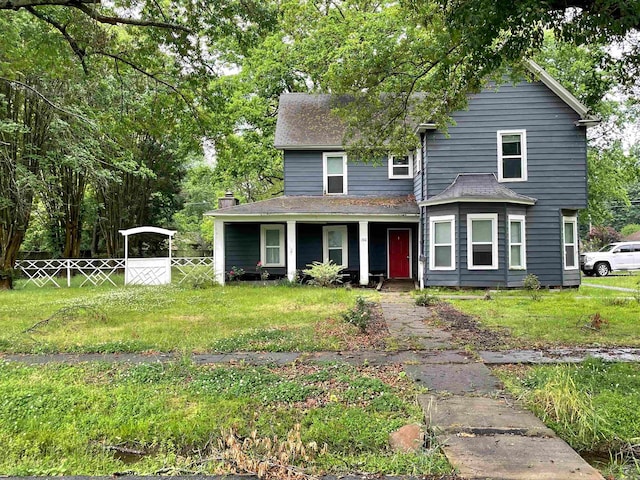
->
[218,191,239,210]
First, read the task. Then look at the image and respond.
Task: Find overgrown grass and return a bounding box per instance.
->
[447,291,640,347]
[0,360,451,476]
[0,284,374,353]
[497,360,640,478]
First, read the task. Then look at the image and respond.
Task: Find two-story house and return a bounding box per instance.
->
[207,61,599,288]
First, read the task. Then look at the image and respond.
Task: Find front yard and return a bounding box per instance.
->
[441,281,640,348]
[2,279,640,478]
[0,284,371,353]
[0,360,450,476]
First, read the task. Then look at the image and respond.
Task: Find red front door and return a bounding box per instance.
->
[389,230,411,278]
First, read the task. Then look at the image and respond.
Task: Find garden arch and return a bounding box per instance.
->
[119,226,177,285]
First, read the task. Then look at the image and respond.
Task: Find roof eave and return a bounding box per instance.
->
[419,197,537,207]
[414,123,437,134]
[274,144,344,150]
[525,59,591,119]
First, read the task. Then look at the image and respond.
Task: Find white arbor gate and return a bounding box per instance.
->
[119,226,177,286]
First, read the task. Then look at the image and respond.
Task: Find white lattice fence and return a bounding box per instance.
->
[15,259,126,288]
[171,257,215,285]
[15,257,214,288]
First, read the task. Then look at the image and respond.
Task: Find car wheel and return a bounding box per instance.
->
[595,262,610,277]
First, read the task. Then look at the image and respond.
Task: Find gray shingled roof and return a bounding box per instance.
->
[420,174,537,206]
[206,195,419,217]
[274,94,351,148]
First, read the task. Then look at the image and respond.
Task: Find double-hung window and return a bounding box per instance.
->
[508,215,526,269]
[497,130,527,181]
[323,152,347,195]
[429,215,455,270]
[323,226,348,267]
[260,225,285,267]
[388,154,413,179]
[467,214,498,270]
[563,216,578,269]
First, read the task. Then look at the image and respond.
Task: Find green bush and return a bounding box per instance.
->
[523,273,542,301]
[620,223,640,237]
[303,261,346,287]
[341,296,373,333]
[415,292,439,307]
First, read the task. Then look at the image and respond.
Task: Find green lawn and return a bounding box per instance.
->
[496,360,640,478]
[446,290,640,347]
[581,271,640,290]
[0,360,450,476]
[0,284,372,353]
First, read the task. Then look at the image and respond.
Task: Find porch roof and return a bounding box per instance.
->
[206,195,419,218]
[419,174,537,207]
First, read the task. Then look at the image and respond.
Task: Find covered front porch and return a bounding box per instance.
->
[206,195,420,286]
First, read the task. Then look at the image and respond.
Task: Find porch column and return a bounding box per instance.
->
[213,219,225,285]
[359,221,369,286]
[287,220,297,281]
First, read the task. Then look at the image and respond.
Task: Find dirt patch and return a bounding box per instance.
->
[430,302,509,349]
[315,303,389,350]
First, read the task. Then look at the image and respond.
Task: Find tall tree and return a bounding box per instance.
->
[0,78,55,288]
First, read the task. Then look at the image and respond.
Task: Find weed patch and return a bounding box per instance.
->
[497,359,640,475]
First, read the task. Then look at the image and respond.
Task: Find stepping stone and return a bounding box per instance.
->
[419,395,556,437]
[438,434,604,479]
[405,362,502,394]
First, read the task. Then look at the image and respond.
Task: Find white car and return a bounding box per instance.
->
[580,242,640,276]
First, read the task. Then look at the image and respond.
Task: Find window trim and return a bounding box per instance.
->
[388,154,414,179]
[467,213,499,270]
[260,224,285,267]
[323,225,348,267]
[562,216,579,270]
[497,130,527,182]
[323,152,348,195]
[508,215,527,270]
[429,215,456,271]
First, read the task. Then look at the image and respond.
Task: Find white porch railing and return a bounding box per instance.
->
[14,257,214,288]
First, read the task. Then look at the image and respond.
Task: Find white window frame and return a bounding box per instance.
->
[323,152,348,195]
[497,130,527,182]
[388,154,414,179]
[323,225,348,267]
[562,216,578,270]
[429,215,456,271]
[508,215,527,270]
[260,224,285,267]
[467,213,499,270]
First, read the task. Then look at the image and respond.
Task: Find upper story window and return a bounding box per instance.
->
[388,154,414,179]
[429,215,455,271]
[497,130,527,182]
[260,225,285,267]
[323,152,348,195]
[563,216,578,270]
[467,213,498,270]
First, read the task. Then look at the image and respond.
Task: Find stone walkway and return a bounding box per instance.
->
[381,292,604,480]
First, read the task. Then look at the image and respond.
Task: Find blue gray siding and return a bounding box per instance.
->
[424,80,587,287]
[284,150,414,196]
[424,203,551,288]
